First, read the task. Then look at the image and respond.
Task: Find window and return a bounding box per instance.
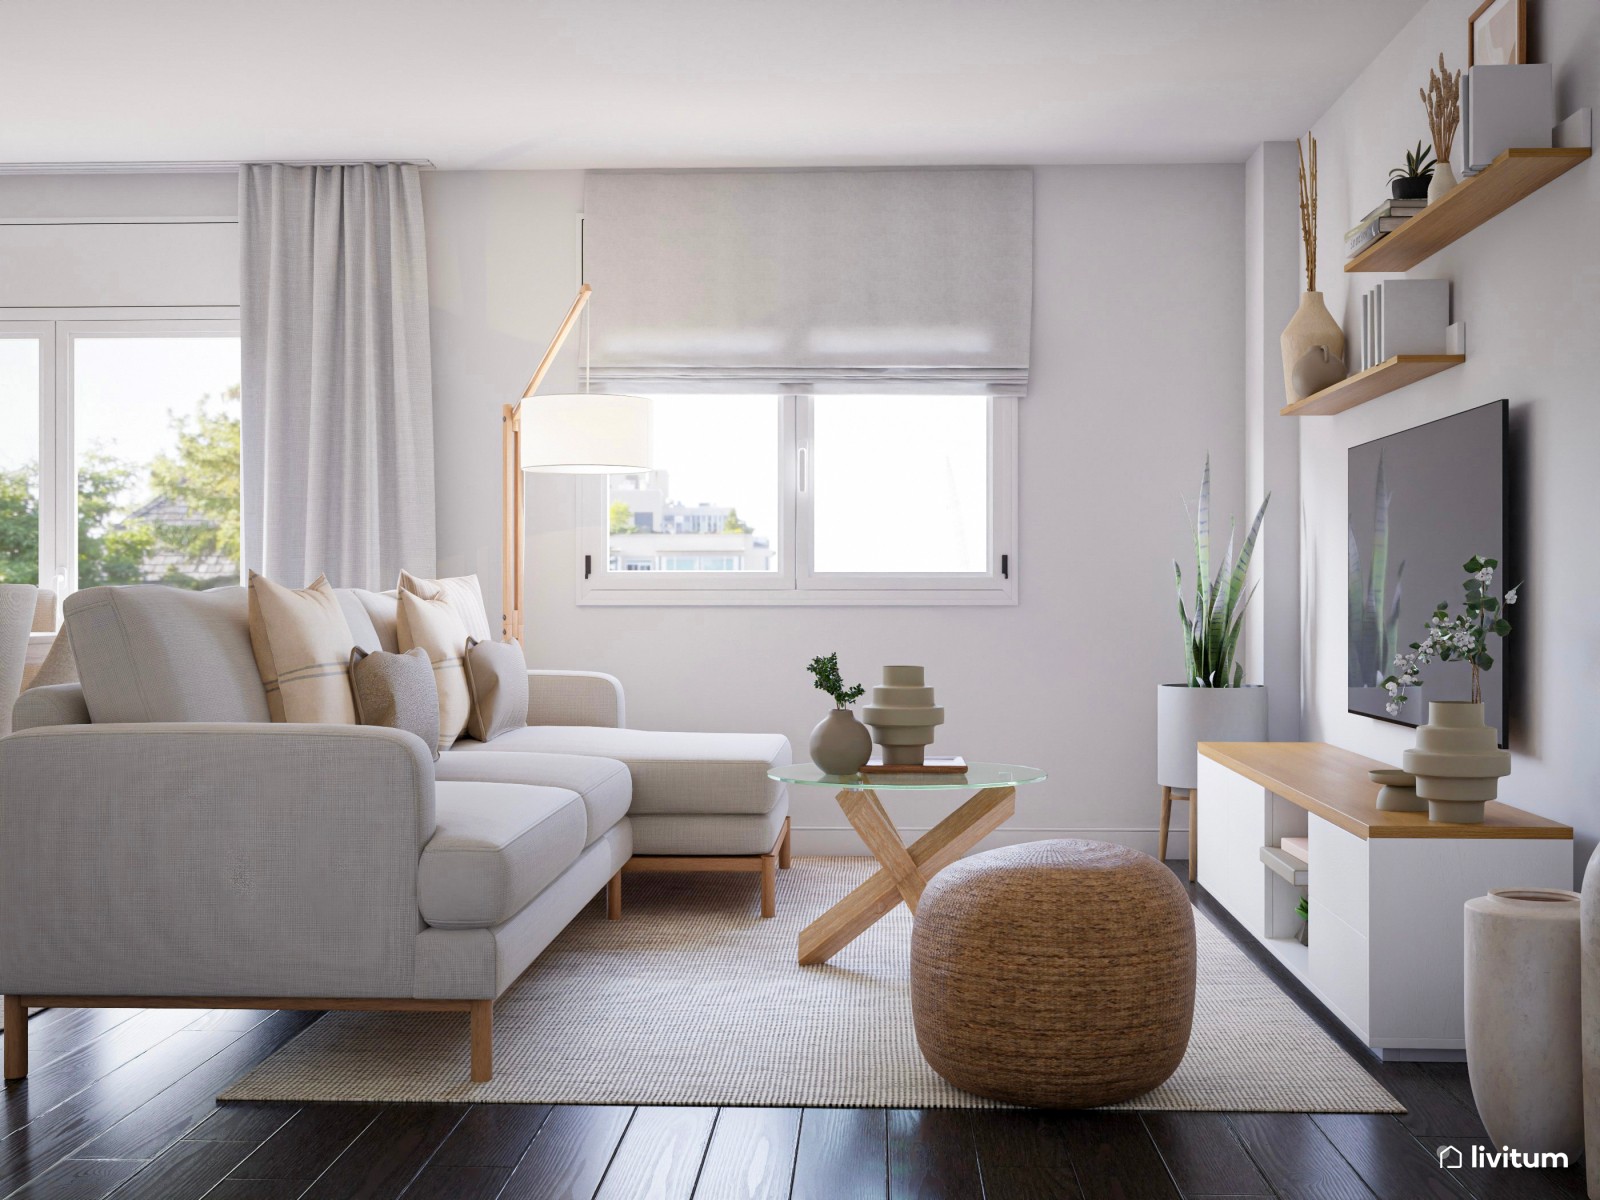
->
[580,392,1016,605]
[0,318,242,616]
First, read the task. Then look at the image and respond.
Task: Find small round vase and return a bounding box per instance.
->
[1466,888,1583,1156]
[1369,768,1424,813]
[1402,701,1511,823]
[1428,161,1458,205]
[1279,292,1346,403]
[810,708,872,776]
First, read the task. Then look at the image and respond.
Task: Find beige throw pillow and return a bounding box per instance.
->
[463,638,530,743]
[247,572,357,724]
[397,570,493,643]
[350,646,441,759]
[396,588,471,749]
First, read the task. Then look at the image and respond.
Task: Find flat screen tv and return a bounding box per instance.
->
[1347,400,1508,740]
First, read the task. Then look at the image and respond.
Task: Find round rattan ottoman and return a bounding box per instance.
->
[910,839,1196,1107]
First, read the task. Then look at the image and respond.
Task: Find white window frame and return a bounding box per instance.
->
[0,308,242,609]
[576,393,1018,607]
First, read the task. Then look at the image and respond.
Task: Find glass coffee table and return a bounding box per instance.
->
[769,762,1048,965]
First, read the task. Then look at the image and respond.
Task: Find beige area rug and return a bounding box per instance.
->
[222,857,1402,1112]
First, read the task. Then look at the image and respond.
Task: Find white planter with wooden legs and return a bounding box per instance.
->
[1156,684,1268,879]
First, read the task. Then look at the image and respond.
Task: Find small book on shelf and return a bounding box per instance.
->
[1345,198,1428,239]
[1280,836,1309,866]
[861,753,968,774]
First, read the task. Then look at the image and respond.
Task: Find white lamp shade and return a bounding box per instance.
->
[520,392,653,473]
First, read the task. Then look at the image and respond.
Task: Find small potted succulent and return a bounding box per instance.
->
[1389,141,1436,200]
[806,653,871,776]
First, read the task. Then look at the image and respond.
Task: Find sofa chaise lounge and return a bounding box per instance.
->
[0,584,790,1083]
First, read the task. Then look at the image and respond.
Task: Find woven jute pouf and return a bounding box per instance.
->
[910,838,1196,1107]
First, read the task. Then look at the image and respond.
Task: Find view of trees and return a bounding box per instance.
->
[0,386,241,590]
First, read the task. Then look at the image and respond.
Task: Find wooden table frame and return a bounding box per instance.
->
[797,785,1016,966]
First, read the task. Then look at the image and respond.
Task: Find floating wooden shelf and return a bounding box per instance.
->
[1280,353,1465,416]
[1345,147,1590,273]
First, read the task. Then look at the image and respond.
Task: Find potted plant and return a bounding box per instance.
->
[1389,141,1436,199]
[806,652,871,776]
[1383,556,1518,823]
[1156,458,1270,795]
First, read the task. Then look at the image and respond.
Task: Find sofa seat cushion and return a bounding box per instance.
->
[420,782,587,930]
[449,727,790,817]
[436,750,631,847]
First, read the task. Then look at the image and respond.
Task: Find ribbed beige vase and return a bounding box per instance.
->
[1402,701,1511,823]
[1280,291,1346,402]
[862,665,945,767]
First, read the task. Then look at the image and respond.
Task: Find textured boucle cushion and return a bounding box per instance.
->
[63,585,270,724]
[247,573,357,724]
[463,637,529,743]
[397,569,493,643]
[396,589,471,750]
[350,646,440,759]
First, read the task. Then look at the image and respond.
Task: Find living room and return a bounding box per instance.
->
[0,0,1597,1197]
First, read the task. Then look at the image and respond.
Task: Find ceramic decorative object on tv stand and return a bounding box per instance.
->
[1401,700,1511,824]
[861,665,944,767]
[1368,768,1424,813]
[1465,887,1584,1158]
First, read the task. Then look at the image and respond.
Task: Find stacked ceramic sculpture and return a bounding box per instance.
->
[862,665,945,767]
[1401,701,1512,823]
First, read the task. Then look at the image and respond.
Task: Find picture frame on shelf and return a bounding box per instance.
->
[1468,0,1526,67]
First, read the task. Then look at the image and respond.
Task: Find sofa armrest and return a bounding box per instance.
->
[527,670,626,729]
[0,723,435,999]
[13,682,90,730]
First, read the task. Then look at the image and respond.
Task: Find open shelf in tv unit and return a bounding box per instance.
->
[1280,354,1466,417]
[1345,146,1591,274]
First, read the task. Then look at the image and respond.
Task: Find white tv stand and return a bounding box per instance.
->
[1196,742,1572,1061]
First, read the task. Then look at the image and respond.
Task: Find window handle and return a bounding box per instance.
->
[797,446,809,494]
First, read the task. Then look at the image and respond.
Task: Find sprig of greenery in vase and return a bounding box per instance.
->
[1381,556,1518,716]
[806,653,864,708]
[1174,456,1269,688]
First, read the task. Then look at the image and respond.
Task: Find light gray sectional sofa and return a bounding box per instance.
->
[0,584,790,1083]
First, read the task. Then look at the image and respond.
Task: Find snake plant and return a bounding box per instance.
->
[1174,457,1269,688]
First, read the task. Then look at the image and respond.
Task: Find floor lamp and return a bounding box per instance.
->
[502,284,653,641]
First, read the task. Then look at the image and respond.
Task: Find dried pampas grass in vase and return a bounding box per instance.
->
[1279,131,1345,403]
[1422,54,1462,202]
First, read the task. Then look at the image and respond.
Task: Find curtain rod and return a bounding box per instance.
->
[0,159,435,175]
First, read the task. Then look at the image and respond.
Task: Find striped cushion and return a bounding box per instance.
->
[246,573,358,724]
[396,588,471,750]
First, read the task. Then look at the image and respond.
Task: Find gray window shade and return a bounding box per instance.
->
[582,168,1032,394]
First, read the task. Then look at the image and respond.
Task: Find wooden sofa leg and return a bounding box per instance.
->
[778,816,792,869]
[470,999,493,1083]
[760,853,777,918]
[606,871,622,920]
[4,995,27,1082]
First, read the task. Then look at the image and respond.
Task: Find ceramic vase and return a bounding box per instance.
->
[1465,888,1584,1157]
[1579,847,1600,1198]
[1428,161,1458,205]
[1402,701,1511,823]
[861,665,945,767]
[810,708,872,776]
[1290,345,1345,398]
[1279,292,1346,403]
[1368,768,1424,813]
[1155,684,1268,791]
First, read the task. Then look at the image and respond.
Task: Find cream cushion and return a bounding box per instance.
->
[396,588,471,749]
[463,638,530,743]
[397,570,493,643]
[246,573,358,724]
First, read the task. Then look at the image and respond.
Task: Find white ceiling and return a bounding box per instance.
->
[2,0,1425,171]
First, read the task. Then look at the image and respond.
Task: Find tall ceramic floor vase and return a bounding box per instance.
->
[1279,291,1345,403]
[1465,888,1584,1158]
[810,708,872,776]
[1155,685,1268,793]
[1580,848,1600,1199]
[1402,701,1511,824]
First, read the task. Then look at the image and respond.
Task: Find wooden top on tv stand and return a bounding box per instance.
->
[1199,741,1571,841]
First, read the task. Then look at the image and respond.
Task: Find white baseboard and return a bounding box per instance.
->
[789,825,1192,860]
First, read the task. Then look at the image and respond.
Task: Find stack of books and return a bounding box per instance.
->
[1345,198,1428,258]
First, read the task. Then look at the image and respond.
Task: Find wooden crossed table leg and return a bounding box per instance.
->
[798,785,1016,966]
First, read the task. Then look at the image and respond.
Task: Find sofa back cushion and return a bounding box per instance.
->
[64,585,270,724]
[347,588,401,653]
[336,590,385,655]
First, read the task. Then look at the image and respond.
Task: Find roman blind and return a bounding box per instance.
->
[582,168,1033,393]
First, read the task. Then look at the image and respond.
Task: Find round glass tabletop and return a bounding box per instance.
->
[769,762,1047,791]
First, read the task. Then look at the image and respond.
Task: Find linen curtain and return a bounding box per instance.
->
[581,168,1033,393]
[240,163,436,589]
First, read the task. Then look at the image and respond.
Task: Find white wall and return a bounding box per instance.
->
[1299,0,1600,872]
[424,165,1246,853]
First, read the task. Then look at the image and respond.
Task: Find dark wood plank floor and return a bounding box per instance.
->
[0,866,1586,1200]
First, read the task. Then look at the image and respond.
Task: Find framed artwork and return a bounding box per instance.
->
[1468,0,1527,66]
